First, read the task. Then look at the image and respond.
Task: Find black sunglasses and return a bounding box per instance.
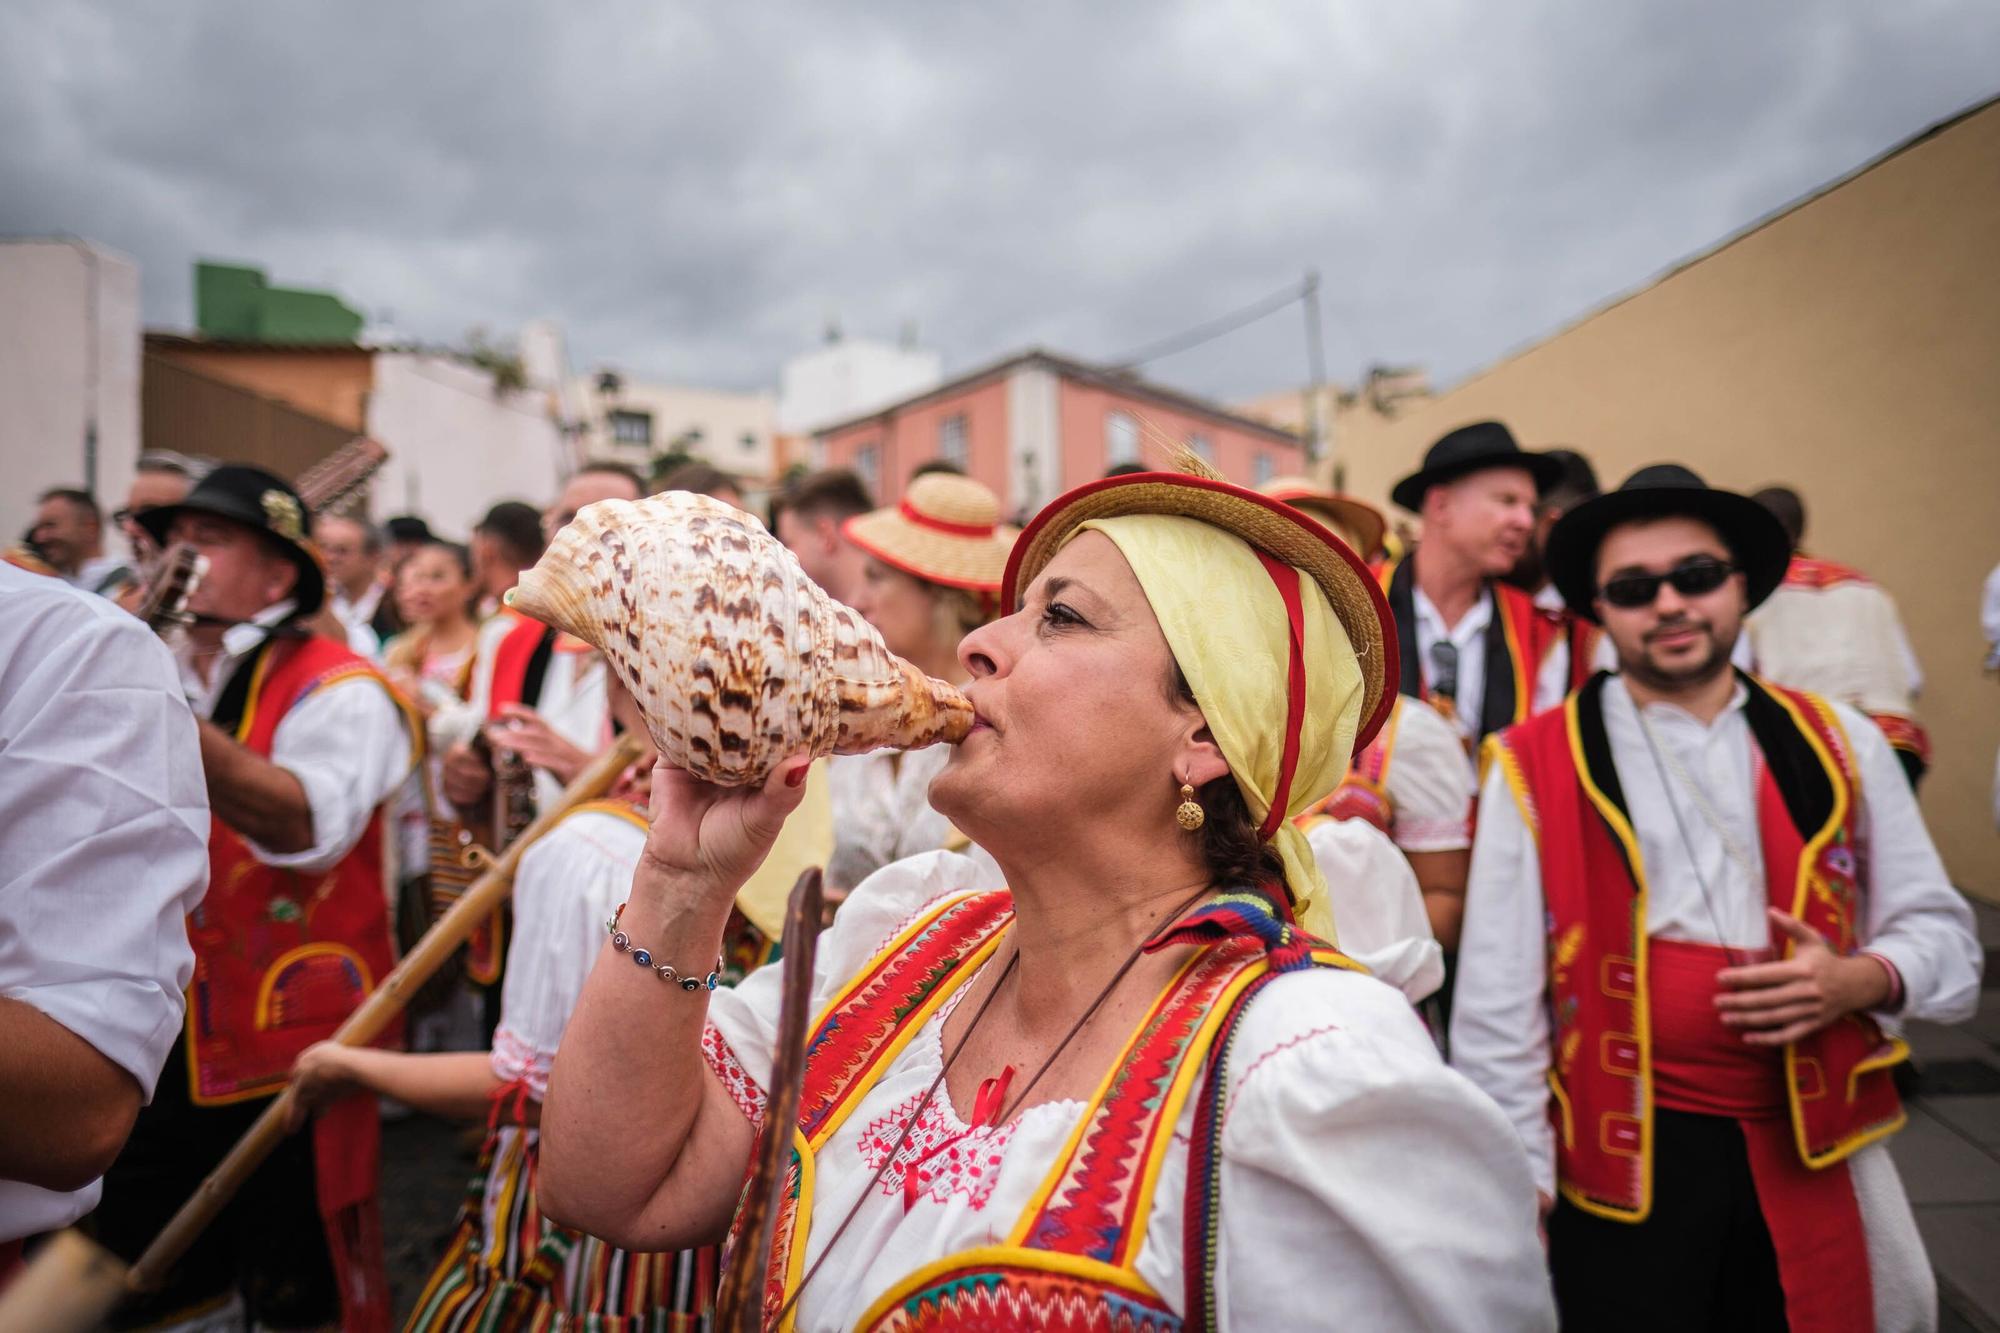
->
[1598,557,1738,609]
[1428,641,1459,701]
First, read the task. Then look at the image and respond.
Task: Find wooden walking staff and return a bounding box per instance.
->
[0,732,649,1333]
[716,867,827,1332]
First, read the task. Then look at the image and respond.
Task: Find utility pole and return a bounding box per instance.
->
[1301,269,1327,467]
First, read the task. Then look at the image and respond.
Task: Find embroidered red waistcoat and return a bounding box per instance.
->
[1774,555,1931,767]
[186,635,405,1104]
[1380,557,1567,740]
[1483,672,1907,1222]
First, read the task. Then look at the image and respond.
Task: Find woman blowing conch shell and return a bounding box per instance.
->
[533,457,1553,1330]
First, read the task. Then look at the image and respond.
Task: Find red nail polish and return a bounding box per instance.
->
[785,765,808,788]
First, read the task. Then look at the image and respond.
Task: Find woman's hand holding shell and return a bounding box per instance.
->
[636,753,814,910]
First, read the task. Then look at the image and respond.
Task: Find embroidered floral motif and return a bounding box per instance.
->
[490,1026,554,1100]
[703,1023,766,1126]
[858,1088,1015,1210]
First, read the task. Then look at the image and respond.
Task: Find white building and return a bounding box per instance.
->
[367,351,571,537]
[0,238,142,544]
[777,332,942,437]
[570,372,780,483]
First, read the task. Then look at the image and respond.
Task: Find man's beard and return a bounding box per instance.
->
[1618,617,1735,693]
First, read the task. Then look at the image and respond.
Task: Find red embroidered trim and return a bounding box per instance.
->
[703,1023,766,1126]
[1234,1021,1341,1094]
[860,1089,1016,1211]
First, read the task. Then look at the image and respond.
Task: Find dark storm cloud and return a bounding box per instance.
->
[4,1,1996,398]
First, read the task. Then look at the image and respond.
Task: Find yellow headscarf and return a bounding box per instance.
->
[1073,515,1364,940]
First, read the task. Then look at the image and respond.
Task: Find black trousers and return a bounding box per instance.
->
[84,1036,339,1330]
[1548,1108,1789,1332]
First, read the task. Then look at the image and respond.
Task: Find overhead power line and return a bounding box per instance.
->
[1106,276,1314,371]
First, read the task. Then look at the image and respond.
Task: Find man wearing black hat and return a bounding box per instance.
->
[1385,422,1571,755]
[1450,464,1981,1332]
[89,465,414,1331]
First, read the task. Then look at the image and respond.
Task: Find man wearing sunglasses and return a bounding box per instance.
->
[1451,463,1981,1332]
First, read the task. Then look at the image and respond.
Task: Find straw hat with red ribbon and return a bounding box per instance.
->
[842,472,1019,596]
[1257,476,1389,561]
[1003,449,1397,940]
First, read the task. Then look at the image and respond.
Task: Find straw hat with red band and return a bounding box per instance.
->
[842,472,1019,595]
[1004,462,1397,755]
[1257,476,1389,562]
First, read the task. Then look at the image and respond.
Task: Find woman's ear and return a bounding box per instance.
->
[1176,721,1230,790]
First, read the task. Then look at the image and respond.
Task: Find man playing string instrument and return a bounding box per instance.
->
[87,464,415,1333]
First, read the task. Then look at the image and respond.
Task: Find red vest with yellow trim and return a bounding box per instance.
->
[1484,673,1906,1222]
[1379,556,1566,742]
[186,635,404,1104]
[739,887,1361,1331]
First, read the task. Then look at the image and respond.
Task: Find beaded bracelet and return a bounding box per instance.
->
[605,903,722,992]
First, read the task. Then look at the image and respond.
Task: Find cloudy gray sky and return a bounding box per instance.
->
[5,1,1996,402]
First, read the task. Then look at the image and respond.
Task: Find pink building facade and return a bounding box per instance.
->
[813,350,1305,520]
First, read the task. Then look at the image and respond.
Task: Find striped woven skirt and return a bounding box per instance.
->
[405,1121,716,1332]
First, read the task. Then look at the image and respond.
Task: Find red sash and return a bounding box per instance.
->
[185,634,406,1331]
[1483,673,1907,1320]
[1650,940,1872,1332]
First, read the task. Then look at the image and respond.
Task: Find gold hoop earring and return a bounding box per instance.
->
[1175,782,1206,832]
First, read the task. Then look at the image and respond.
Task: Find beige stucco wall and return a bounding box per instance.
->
[1323,102,2000,897]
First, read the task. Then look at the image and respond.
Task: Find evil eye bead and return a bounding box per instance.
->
[632,948,652,968]
[611,930,630,950]
[704,972,721,991]
[679,976,702,992]
[655,963,680,984]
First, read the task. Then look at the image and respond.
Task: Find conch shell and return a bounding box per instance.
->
[507,493,973,785]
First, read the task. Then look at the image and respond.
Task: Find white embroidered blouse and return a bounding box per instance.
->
[703,850,1555,1332]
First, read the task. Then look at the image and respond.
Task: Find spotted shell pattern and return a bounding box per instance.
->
[507,493,973,786]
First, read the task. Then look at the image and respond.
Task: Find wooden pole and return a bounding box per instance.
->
[0,733,647,1333]
[715,868,825,1331]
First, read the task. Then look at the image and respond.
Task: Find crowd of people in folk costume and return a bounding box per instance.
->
[0,417,1987,1332]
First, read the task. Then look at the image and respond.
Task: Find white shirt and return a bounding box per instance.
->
[492,807,646,1099]
[704,852,1555,1332]
[1411,585,1568,743]
[331,581,387,661]
[1749,580,1924,718]
[1306,816,1444,1002]
[825,746,961,892]
[1380,695,1477,853]
[177,601,413,875]
[435,612,609,813]
[64,553,133,597]
[0,565,209,1238]
[1449,675,1983,1199]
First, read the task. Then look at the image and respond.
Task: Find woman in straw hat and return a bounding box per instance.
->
[824,471,1017,893]
[539,458,1554,1330]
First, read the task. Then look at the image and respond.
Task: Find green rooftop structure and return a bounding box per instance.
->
[195,261,363,344]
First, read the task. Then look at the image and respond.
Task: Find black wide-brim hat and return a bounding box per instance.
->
[138,464,326,614]
[1390,420,1566,513]
[1545,463,1791,623]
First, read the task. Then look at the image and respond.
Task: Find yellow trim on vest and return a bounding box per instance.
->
[232,645,276,743]
[1560,693,1654,1224]
[304,668,424,768]
[253,941,375,1028]
[855,1247,1162,1330]
[1547,1071,1576,1149]
[1497,596,1532,725]
[1481,734,1540,853]
[567,798,650,831]
[1762,685,1912,1169]
[776,1124,815,1333]
[807,929,1007,1157]
[1374,695,1406,789]
[1008,947,1211,1244]
[773,892,1010,1326]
